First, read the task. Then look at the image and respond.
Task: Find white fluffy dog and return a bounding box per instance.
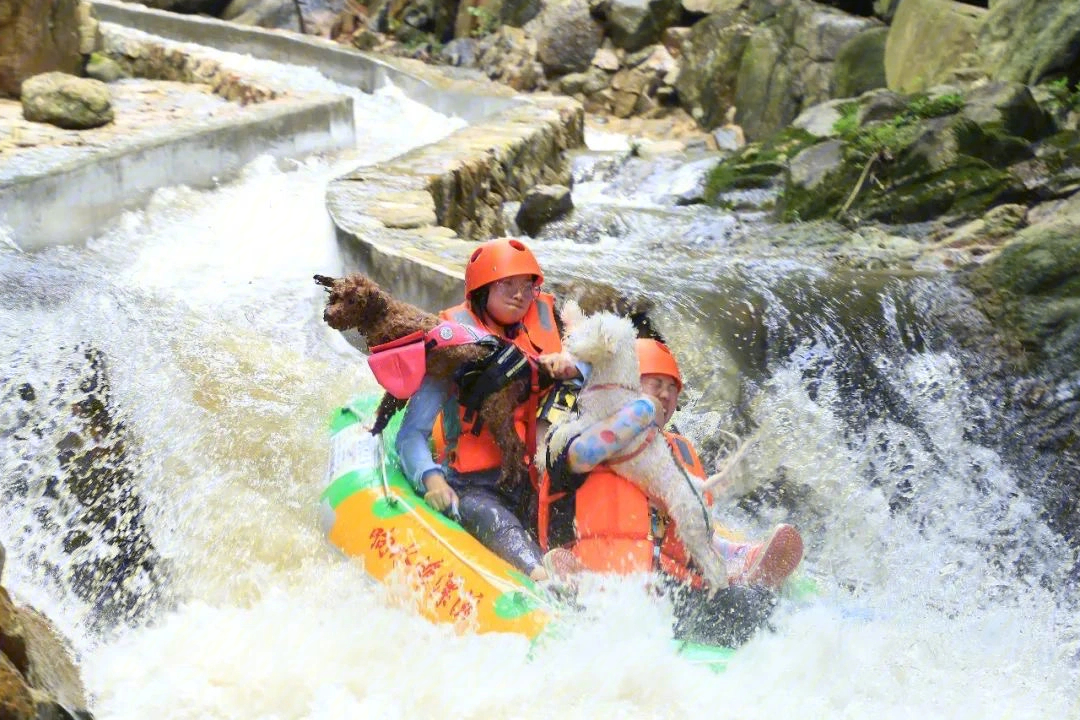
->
[546,304,728,590]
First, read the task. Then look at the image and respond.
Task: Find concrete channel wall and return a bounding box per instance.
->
[2,1,585,310]
[90,0,519,124]
[89,1,586,312]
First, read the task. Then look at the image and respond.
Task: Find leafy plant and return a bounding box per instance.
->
[909,92,965,119]
[466,5,498,38]
[832,102,859,136]
[1042,77,1080,115]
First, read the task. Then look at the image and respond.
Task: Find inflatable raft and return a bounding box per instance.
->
[319,393,742,669]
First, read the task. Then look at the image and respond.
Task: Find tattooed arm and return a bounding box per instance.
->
[565,396,662,474]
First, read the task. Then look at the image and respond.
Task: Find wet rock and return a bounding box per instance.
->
[604,0,683,53]
[475,26,544,91]
[884,0,985,93]
[855,88,906,125]
[929,203,1027,251]
[787,139,845,194]
[833,26,888,99]
[2,345,169,632]
[977,0,1080,86]
[516,184,574,235]
[84,54,127,84]
[0,0,83,98]
[712,125,744,152]
[558,66,610,96]
[0,586,91,720]
[960,81,1052,143]
[440,37,479,67]
[21,73,113,129]
[704,126,817,201]
[733,26,794,141]
[791,99,846,139]
[591,47,621,72]
[0,651,34,720]
[662,154,724,205]
[681,0,740,14]
[222,0,303,31]
[674,11,751,131]
[533,0,604,76]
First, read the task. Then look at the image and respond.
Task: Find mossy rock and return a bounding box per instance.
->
[980,225,1080,298]
[858,159,1019,224]
[834,27,889,100]
[705,127,818,201]
[972,223,1080,365]
[952,118,1035,169]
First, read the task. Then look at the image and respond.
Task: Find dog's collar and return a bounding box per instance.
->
[579,382,639,394]
[605,426,659,465]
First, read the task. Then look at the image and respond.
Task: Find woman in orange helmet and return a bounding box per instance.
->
[539,338,805,646]
[396,238,580,583]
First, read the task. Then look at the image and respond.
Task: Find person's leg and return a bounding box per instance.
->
[454,483,546,579]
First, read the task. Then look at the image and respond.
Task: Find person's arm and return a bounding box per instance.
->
[537,352,587,380]
[395,376,458,511]
[564,396,661,474]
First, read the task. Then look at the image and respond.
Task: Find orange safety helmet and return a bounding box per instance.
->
[464,238,544,298]
[636,338,683,392]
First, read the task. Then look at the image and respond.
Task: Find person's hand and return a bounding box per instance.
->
[538,352,581,380]
[423,472,458,513]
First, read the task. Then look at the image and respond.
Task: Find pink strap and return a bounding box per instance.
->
[365,322,491,400]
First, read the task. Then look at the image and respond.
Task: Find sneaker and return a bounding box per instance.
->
[542,547,585,584]
[737,524,804,590]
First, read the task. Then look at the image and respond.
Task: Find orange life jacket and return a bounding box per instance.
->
[541,431,709,586]
[433,293,562,477]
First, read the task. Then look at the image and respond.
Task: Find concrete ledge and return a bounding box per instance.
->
[327,92,584,309]
[90,0,519,124]
[1,24,355,251]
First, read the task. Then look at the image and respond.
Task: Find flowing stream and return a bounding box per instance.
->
[1,50,1077,720]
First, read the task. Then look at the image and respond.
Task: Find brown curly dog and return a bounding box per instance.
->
[315,272,537,489]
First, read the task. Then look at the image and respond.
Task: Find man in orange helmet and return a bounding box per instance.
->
[396,238,578,583]
[538,338,804,645]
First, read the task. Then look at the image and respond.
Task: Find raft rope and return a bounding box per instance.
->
[370,430,558,613]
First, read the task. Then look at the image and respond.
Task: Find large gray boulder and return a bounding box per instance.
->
[0,0,82,98]
[21,72,113,129]
[532,0,604,76]
[885,0,985,93]
[978,0,1080,86]
[734,26,796,141]
[674,11,752,130]
[604,0,683,52]
[833,26,888,99]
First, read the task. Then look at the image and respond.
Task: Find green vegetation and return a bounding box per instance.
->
[832,91,965,162]
[704,127,817,203]
[467,5,498,37]
[1042,77,1080,115]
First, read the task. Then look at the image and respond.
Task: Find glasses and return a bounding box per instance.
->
[641,376,679,398]
[491,277,541,298]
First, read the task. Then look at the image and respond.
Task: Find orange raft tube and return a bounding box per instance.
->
[318,394,553,638]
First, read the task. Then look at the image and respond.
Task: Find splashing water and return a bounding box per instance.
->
[0,64,1077,720]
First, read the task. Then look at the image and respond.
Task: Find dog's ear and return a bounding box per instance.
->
[560,299,585,333]
[602,313,623,355]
